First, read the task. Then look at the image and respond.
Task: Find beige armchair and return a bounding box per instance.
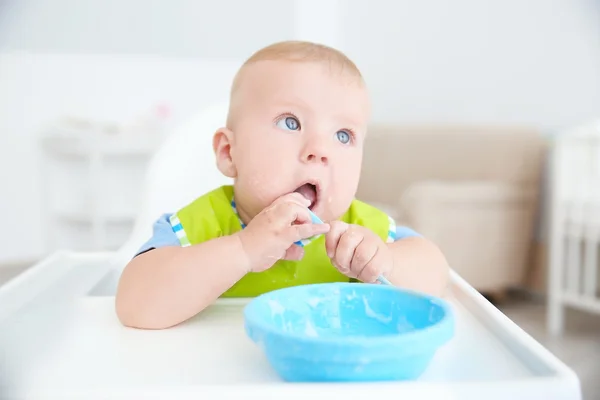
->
[356,125,547,295]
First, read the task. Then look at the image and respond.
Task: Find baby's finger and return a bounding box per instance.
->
[273,202,313,226]
[325,221,349,258]
[334,228,364,275]
[283,244,304,261]
[357,247,384,283]
[351,238,378,281]
[290,222,330,243]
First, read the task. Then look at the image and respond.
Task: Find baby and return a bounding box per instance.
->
[115,41,449,329]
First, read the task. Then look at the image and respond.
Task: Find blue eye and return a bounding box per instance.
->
[336,130,351,144]
[276,116,300,131]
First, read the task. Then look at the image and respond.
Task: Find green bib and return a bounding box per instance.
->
[169,185,393,297]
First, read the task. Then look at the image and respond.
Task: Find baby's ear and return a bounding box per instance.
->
[212,127,237,178]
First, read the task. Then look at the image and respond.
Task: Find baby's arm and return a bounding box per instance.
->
[386,235,449,297]
[325,221,449,296]
[116,233,250,330]
[116,193,327,330]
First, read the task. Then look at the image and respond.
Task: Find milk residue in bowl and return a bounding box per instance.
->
[263,285,417,338]
[267,299,285,316]
[307,297,322,308]
[362,297,393,324]
[346,290,358,301]
[304,319,319,337]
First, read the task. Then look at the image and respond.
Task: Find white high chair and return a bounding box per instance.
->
[0,103,582,399]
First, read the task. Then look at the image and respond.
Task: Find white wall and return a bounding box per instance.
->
[342,0,600,130]
[0,0,599,263]
[0,0,294,57]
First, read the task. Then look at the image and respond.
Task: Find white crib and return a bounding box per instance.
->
[548,120,600,336]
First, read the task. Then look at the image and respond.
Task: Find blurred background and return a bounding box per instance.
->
[0,0,599,397]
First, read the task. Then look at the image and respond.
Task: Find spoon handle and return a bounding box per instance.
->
[377,275,392,285]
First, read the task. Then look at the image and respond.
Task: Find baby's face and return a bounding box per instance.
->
[229,60,370,222]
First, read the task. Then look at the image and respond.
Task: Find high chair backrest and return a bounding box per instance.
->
[114,101,232,267]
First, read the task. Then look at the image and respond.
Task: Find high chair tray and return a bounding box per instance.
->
[0,251,580,399]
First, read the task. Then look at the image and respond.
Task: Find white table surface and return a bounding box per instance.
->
[0,251,581,399]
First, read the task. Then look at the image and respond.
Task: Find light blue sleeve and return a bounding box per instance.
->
[134,213,180,256]
[392,225,422,241]
[134,212,422,258]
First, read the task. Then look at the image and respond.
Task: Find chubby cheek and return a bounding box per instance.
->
[240,168,282,202]
[236,157,293,209]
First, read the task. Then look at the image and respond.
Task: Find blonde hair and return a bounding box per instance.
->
[227,41,363,127]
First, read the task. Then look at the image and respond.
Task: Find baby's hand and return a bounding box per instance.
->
[238,193,330,273]
[325,221,393,283]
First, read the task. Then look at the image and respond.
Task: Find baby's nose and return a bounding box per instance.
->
[305,152,328,165]
[301,135,330,165]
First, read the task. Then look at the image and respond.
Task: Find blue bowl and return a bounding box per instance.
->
[243,282,454,382]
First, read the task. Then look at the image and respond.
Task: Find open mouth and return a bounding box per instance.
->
[294,182,318,210]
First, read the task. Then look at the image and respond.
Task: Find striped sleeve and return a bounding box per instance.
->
[387,216,422,243]
[387,215,397,243]
[169,213,191,247]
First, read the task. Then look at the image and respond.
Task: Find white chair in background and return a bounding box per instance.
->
[113,101,232,268]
